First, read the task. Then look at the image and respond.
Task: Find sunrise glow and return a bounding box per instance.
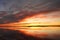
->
[20,11,60,25]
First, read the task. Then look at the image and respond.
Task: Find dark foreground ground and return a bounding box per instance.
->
[0,28,60,40]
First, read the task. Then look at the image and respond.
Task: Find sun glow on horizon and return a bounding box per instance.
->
[20,12,60,25]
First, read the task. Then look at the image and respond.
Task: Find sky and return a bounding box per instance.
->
[0,0,60,24]
[0,0,60,11]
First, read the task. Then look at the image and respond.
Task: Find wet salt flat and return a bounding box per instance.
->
[0,27,60,40]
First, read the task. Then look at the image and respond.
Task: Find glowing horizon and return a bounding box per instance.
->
[20,11,60,25]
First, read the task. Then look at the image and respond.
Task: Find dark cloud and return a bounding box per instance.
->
[0,10,39,24]
[0,0,60,11]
